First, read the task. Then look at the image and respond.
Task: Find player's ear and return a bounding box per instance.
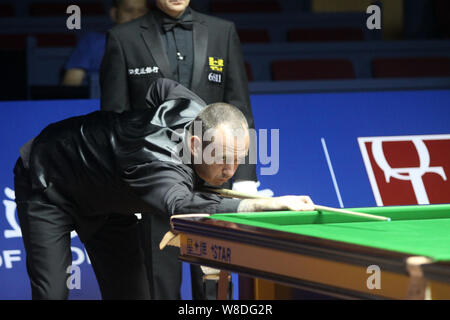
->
[110,7,118,24]
[190,136,202,158]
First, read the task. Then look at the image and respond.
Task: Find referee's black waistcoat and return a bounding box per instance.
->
[100,8,256,183]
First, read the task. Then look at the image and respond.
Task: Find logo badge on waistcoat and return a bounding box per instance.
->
[207,57,224,84]
[128,66,159,75]
[208,57,224,72]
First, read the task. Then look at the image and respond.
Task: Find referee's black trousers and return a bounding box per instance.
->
[141,213,213,300]
[13,159,151,300]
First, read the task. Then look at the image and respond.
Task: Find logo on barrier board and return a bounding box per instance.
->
[358,134,450,206]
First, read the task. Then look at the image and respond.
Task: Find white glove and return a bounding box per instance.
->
[232,180,258,194]
[233,180,274,198]
[255,181,274,198]
[201,266,221,276]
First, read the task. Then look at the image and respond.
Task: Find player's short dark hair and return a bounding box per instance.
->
[188,103,249,141]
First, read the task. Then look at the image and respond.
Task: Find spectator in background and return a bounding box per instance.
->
[62,0,148,86]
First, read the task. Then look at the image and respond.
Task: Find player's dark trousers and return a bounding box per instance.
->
[141,182,232,300]
[14,159,151,300]
[142,214,213,299]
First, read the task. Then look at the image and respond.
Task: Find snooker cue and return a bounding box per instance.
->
[202,187,391,222]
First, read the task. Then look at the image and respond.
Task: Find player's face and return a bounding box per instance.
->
[156,0,190,18]
[112,0,148,24]
[192,125,249,186]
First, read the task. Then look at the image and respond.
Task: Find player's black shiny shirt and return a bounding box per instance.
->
[15,79,240,241]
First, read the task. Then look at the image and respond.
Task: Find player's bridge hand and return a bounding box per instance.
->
[239,195,314,212]
[276,195,315,211]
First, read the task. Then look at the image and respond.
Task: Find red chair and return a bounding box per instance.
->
[210,0,281,13]
[372,57,450,78]
[288,28,365,42]
[33,34,78,47]
[271,59,355,81]
[244,62,254,82]
[30,2,105,16]
[237,29,270,43]
[0,4,15,17]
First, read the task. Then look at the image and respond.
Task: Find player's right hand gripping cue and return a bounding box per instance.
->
[238,195,315,212]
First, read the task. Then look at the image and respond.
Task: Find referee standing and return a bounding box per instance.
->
[100,0,257,299]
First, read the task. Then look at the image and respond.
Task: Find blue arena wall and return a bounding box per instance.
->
[1,89,449,299]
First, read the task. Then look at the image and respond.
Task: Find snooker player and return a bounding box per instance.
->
[13,78,314,299]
